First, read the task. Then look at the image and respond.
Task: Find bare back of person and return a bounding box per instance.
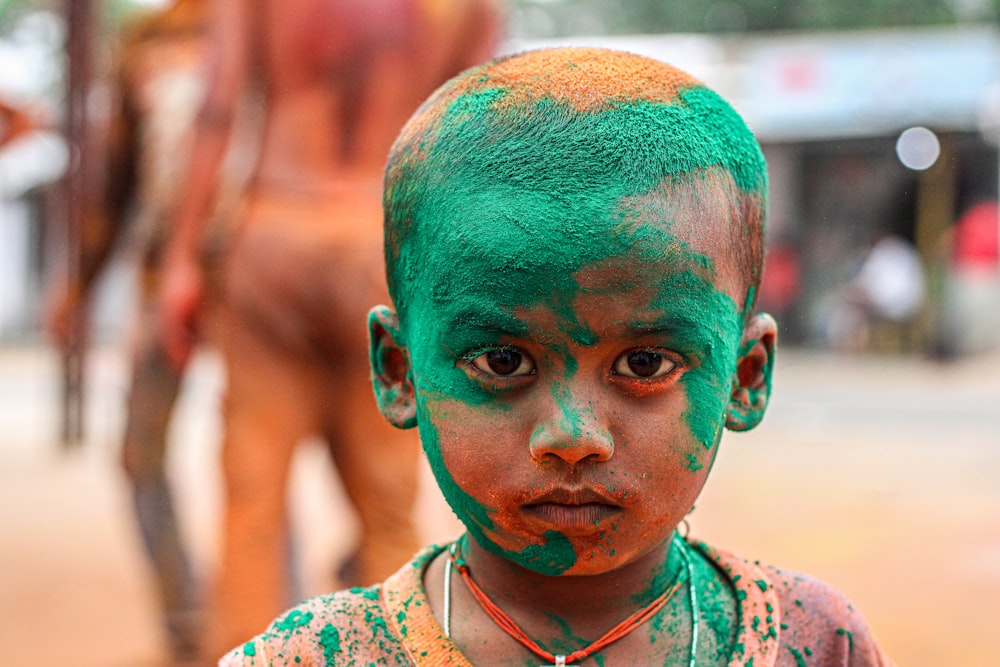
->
[224,0,502,358]
[179,0,504,659]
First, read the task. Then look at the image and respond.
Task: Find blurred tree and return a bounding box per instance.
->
[511,0,999,38]
[0,0,150,35]
[0,0,49,32]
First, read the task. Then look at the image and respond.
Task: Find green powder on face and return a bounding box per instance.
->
[414,395,497,539]
[515,530,577,575]
[243,641,256,657]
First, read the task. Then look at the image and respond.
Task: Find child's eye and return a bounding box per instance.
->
[470,347,536,377]
[612,349,676,379]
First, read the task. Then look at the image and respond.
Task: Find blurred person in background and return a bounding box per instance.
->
[831,233,927,352]
[0,97,37,148]
[939,197,1000,357]
[45,0,218,662]
[157,0,504,659]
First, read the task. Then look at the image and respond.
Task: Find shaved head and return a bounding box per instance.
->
[383,47,767,319]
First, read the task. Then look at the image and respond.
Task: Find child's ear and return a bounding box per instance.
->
[725,313,778,432]
[367,305,417,429]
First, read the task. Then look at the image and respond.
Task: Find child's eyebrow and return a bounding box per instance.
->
[622,315,725,348]
[446,306,529,338]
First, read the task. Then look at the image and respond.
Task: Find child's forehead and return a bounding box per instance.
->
[416,192,732,309]
[422,172,742,292]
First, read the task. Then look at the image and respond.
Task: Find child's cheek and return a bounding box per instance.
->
[647,278,744,467]
[414,393,498,539]
[414,392,583,575]
[676,364,731,471]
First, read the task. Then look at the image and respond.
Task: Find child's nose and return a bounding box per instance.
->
[528,395,614,464]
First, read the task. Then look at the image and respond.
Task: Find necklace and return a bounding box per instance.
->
[443,536,699,667]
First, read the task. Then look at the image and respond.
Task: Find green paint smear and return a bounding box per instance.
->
[242,640,256,657]
[318,624,341,665]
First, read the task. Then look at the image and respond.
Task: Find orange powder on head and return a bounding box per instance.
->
[466,47,702,112]
[393,47,706,151]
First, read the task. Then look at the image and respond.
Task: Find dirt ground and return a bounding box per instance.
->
[1,344,998,666]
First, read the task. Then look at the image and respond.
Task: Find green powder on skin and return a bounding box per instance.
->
[837,627,855,652]
[318,624,341,665]
[787,644,808,667]
[516,530,577,575]
[382,59,765,576]
[545,612,591,654]
[275,609,313,634]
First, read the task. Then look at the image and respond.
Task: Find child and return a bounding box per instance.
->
[220,47,894,666]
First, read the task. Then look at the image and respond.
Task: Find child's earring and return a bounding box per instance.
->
[725,313,778,432]
[367,305,418,429]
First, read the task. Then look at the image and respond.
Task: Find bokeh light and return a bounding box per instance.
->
[895,126,941,170]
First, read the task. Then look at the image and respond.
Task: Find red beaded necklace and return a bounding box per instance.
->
[448,543,684,667]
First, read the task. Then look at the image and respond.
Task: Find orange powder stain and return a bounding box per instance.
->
[469,47,702,112]
[391,47,705,160]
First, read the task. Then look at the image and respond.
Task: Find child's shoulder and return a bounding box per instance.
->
[763,564,896,667]
[218,544,447,666]
[217,584,407,666]
[694,540,896,667]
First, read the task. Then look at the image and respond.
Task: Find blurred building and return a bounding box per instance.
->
[0,10,66,342]
[508,25,1000,354]
[2,18,999,355]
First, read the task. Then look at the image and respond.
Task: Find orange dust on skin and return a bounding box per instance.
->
[391,47,705,164]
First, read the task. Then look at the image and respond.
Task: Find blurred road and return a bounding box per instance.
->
[1,343,998,666]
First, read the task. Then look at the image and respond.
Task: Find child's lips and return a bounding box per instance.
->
[519,487,623,535]
[521,502,622,534]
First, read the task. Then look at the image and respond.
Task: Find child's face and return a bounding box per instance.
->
[372,179,772,577]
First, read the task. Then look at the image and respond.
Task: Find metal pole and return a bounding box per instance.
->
[60,0,95,448]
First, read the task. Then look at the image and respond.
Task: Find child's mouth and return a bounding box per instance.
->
[521,502,622,534]
[519,487,624,535]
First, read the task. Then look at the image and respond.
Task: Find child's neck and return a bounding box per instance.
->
[458,533,685,624]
